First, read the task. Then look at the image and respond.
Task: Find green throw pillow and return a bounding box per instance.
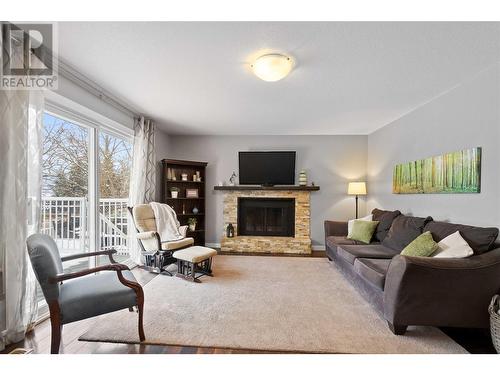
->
[347,220,379,244]
[401,231,438,257]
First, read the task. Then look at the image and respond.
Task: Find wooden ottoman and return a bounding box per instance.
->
[173,246,217,283]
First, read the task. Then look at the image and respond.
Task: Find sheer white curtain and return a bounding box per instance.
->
[0,89,43,351]
[128,117,156,265]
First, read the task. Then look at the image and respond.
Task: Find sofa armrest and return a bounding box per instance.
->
[324,220,348,238]
[383,253,500,328]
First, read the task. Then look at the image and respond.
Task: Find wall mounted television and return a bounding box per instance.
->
[238,151,296,186]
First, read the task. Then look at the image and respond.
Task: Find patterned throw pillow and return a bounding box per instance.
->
[401,231,438,257]
[347,220,380,244]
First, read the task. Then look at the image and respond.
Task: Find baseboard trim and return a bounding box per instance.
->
[312,245,326,251]
[205,243,325,251]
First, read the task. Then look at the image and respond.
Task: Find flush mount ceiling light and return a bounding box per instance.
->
[251,53,293,82]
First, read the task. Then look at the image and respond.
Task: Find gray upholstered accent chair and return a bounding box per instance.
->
[27,234,145,354]
[128,203,194,275]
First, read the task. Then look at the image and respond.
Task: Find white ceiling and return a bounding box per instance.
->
[58,22,500,135]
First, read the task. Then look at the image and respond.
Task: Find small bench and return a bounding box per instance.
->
[173,246,217,283]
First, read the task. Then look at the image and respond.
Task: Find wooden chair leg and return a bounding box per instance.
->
[137,298,145,342]
[114,268,146,342]
[48,302,62,354]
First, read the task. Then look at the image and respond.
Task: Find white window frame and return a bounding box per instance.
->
[34,91,134,321]
[43,91,134,270]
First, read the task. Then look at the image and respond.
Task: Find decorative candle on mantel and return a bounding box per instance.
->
[299,170,307,186]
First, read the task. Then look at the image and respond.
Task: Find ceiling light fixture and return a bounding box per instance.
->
[251,53,293,82]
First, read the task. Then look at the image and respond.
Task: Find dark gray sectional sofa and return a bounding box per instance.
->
[324,208,500,335]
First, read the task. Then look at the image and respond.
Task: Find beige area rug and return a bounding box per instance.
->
[80,256,467,354]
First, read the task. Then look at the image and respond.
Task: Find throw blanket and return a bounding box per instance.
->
[150,202,184,242]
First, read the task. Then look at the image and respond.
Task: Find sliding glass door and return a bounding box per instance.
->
[37,108,133,315]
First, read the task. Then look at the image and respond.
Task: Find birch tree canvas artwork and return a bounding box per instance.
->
[393,147,481,194]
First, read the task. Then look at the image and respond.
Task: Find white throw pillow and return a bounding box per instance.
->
[347,214,373,237]
[432,230,474,258]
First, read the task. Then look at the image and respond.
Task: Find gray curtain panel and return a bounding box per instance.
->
[128,116,156,265]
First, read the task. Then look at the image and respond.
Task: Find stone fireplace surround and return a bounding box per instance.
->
[215,186,319,254]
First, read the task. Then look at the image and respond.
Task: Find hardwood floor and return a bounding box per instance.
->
[1,251,495,354]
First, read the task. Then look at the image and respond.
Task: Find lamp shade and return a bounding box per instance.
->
[348,182,367,195]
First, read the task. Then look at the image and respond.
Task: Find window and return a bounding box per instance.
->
[37,106,133,314]
[98,131,132,266]
[41,112,91,273]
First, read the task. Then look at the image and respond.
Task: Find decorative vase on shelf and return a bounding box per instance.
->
[189,223,196,231]
[181,173,188,181]
[167,168,172,180]
[192,207,199,214]
[299,170,307,186]
[171,190,179,198]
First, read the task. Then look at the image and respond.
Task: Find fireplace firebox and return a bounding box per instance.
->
[237,198,295,237]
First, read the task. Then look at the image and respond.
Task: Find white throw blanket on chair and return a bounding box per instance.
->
[150,202,184,242]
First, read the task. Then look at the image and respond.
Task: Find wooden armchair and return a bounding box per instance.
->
[26,234,145,354]
[128,204,194,275]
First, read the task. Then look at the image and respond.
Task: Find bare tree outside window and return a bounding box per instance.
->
[42,113,132,198]
[98,132,132,199]
[42,114,89,197]
[40,112,132,269]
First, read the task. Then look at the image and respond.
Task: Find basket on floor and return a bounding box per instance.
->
[489,295,500,353]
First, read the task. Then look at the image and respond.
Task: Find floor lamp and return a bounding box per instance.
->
[347,182,367,219]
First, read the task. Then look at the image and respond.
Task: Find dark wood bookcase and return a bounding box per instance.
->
[161,159,208,246]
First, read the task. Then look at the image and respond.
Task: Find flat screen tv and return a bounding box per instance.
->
[239,151,296,186]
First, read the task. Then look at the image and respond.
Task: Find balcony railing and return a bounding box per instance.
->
[40,197,129,257]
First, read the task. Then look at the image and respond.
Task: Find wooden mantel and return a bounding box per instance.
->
[214,185,320,191]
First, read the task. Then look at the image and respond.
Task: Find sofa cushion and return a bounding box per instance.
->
[424,221,499,255]
[354,258,392,290]
[371,208,401,242]
[336,244,399,265]
[382,214,433,251]
[326,236,366,248]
